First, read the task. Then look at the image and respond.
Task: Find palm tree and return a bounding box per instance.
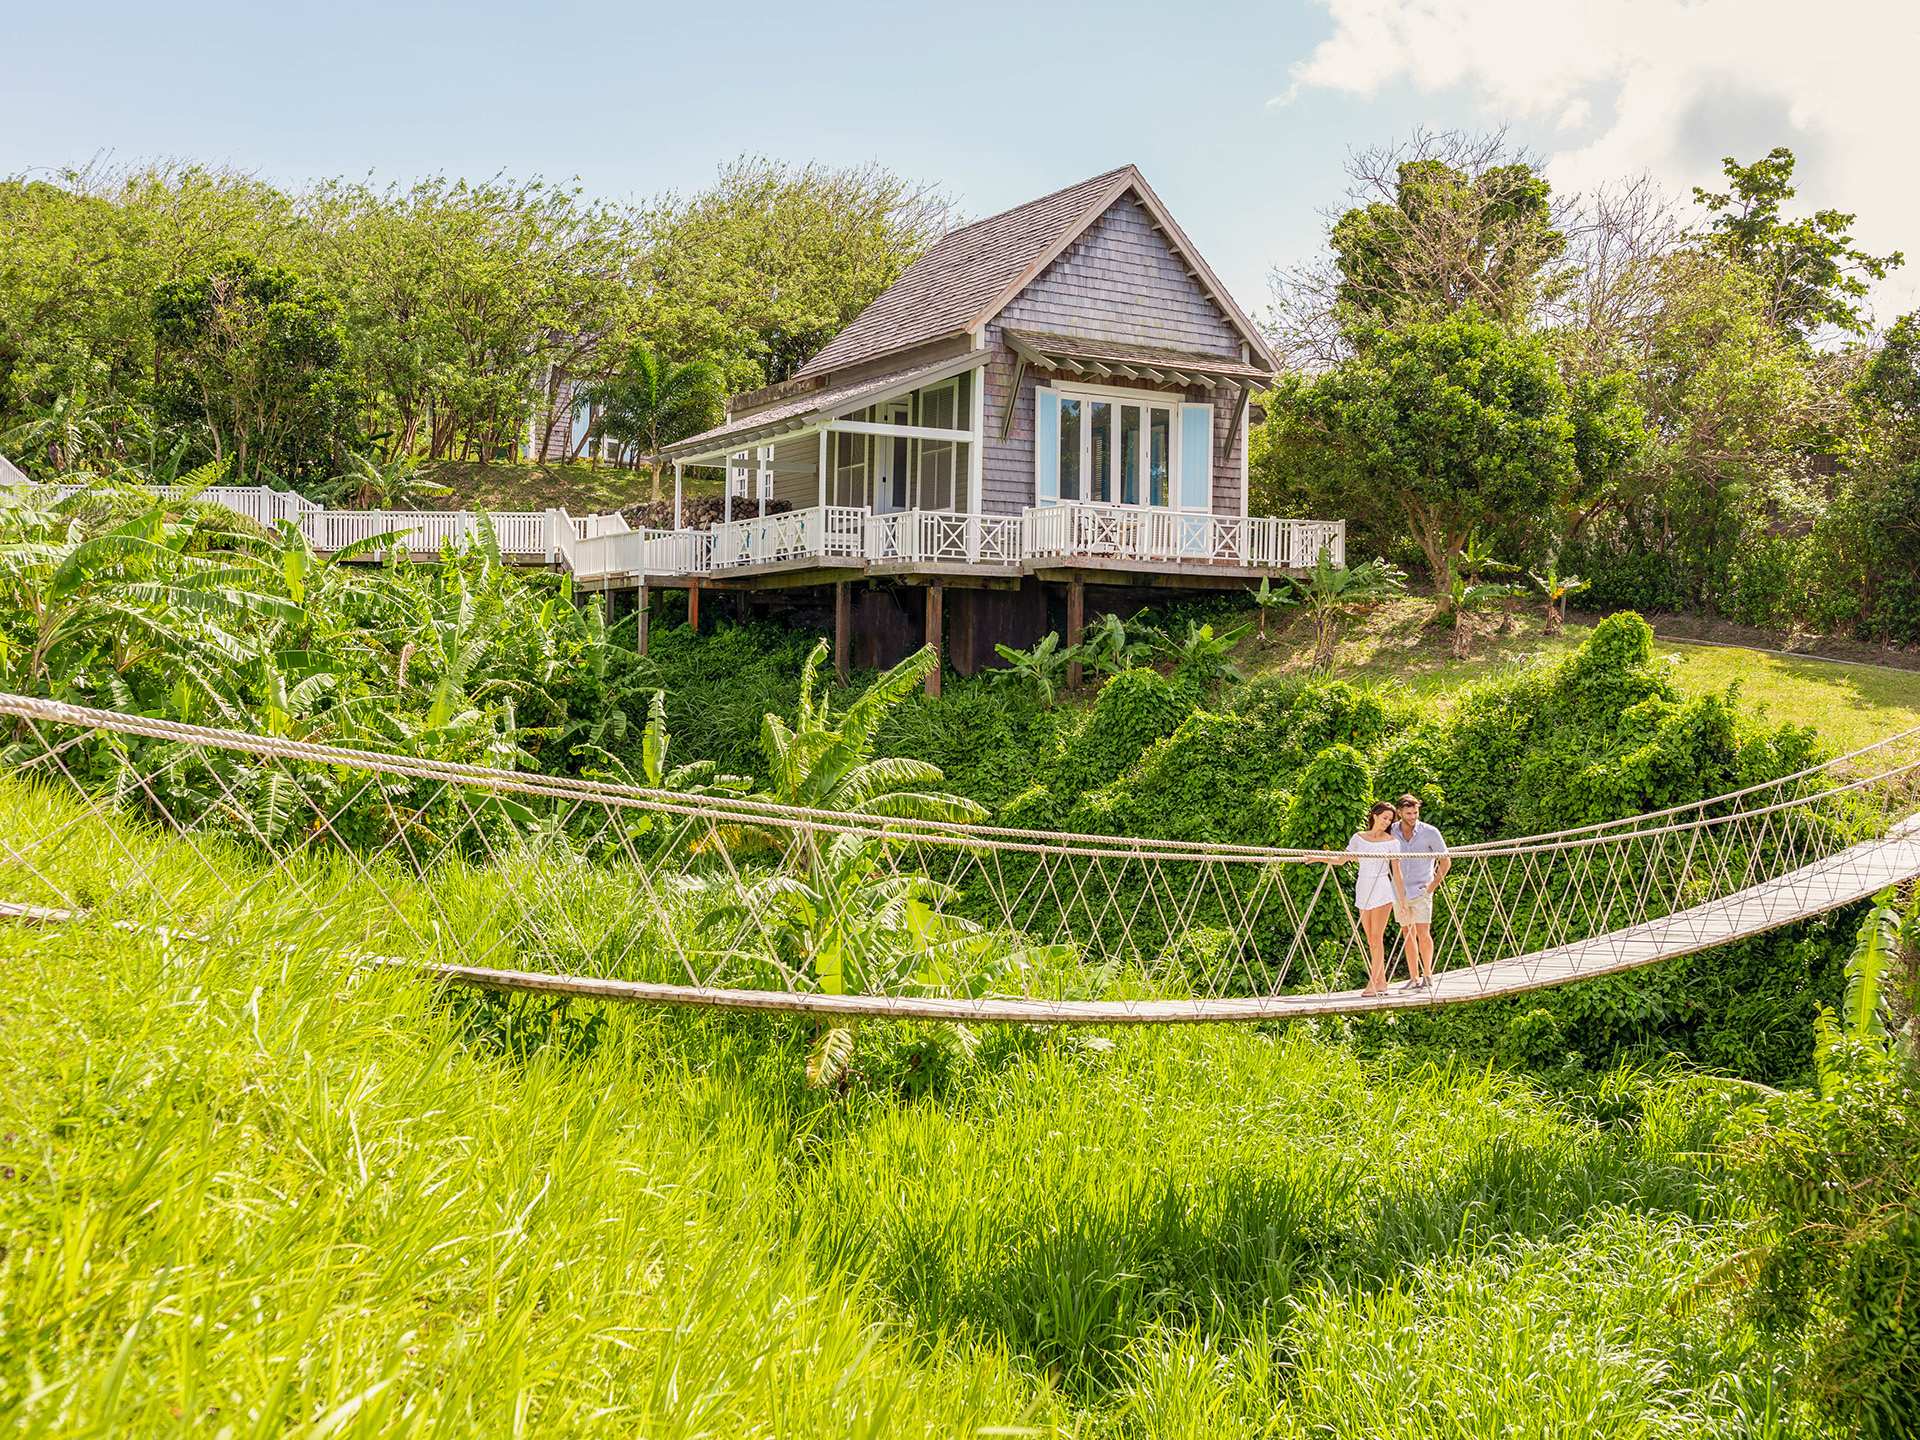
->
[579,343,726,504]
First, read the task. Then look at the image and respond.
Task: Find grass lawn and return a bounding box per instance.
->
[1230,595,1920,759]
[0,778,1791,1436]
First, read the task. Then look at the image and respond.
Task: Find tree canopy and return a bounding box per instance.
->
[1693,147,1903,342]
[0,157,951,485]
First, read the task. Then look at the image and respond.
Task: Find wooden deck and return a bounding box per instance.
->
[350,817,1920,1025]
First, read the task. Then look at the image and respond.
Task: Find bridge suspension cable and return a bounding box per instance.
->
[3,694,1917,1023]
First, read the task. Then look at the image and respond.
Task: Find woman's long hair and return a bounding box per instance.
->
[1358,800,1397,836]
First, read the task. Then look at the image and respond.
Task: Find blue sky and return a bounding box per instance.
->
[6,0,1915,321]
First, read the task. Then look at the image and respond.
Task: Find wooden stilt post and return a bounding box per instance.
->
[688,579,701,635]
[924,583,943,698]
[636,579,649,656]
[1066,578,1085,690]
[834,581,851,682]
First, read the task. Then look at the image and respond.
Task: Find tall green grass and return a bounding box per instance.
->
[1,783,1808,1436]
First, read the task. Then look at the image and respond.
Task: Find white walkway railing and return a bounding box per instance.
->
[709,505,867,570]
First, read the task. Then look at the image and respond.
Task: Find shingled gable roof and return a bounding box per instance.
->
[792,166,1277,383]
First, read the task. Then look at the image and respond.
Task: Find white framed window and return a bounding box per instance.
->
[1038,380,1200,511]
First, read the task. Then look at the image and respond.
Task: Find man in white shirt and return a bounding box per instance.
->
[1393,793,1450,989]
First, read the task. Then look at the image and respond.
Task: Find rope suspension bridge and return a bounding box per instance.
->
[3,692,1918,1024]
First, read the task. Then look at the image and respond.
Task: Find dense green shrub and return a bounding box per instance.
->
[879,681,1064,811]
[1070,711,1289,845]
[1280,744,1373,852]
[1049,667,1197,804]
[1731,1050,1920,1438]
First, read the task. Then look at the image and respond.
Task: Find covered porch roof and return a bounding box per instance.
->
[1002,328,1273,390]
[661,348,989,465]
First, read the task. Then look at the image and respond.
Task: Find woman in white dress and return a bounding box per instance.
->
[1343,801,1407,996]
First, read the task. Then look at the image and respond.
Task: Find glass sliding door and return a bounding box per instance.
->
[1057,390,1187,520]
[1148,407,1171,507]
[1059,398,1081,501]
[1089,401,1112,502]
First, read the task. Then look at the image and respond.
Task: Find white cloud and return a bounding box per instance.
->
[1285,0,1920,322]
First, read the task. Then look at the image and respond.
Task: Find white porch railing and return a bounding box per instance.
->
[1021,503,1345,570]
[864,509,1022,566]
[29,480,1345,579]
[709,505,867,570]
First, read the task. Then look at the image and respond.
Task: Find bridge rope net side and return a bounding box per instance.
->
[3,693,1918,1024]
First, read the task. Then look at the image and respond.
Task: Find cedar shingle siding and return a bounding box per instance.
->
[982,196,1247,516]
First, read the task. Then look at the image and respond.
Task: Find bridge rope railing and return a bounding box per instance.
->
[3,693,1918,1023]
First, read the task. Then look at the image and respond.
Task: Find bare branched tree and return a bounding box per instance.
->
[1547,174,1690,379]
[1265,129,1574,370]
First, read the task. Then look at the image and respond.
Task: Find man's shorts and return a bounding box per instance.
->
[1394,892,1433,925]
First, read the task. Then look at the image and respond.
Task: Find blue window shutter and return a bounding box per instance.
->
[1035,388,1059,505]
[1179,404,1213,510]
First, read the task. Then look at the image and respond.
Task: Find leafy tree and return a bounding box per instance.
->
[1562,370,1649,544]
[1269,132,1568,366]
[1859,311,1920,430]
[1694,147,1903,341]
[1297,311,1575,596]
[577,342,725,503]
[305,174,642,464]
[1331,156,1565,334]
[636,158,954,388]
[151,255,358,482]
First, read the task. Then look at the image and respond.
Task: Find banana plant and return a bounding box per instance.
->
[709,828,1051,1086]
[1156,620,1249,689]
[1078,611,1155,676]
[1529,562,1592,636]
[1814,886,1919,1092]
[1249,576,1294,644]
[758,641,985,838]
[1284,552,1407,669]
[1445,572,1525,658]
[990,632,1077,706]
[320,451,452,510]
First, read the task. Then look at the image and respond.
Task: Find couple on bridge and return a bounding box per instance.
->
[1338,795,1450,996]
